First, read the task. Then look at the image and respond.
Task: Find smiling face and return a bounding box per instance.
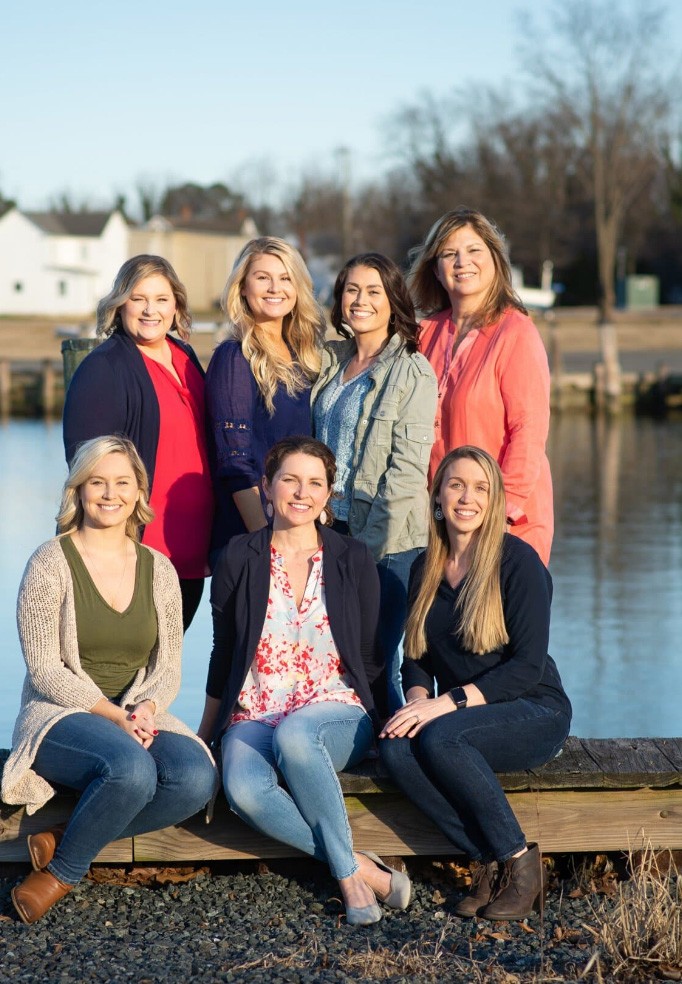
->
[436,456,490,541]
[340,265,392,345]
[119,274,177,350]
[263,452,330,530]
[241,252,297,327]
[435,225,496,314]
[78,452,141,531]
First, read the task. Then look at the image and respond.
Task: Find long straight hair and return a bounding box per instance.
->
[222,237,325,414]
[404,446,509,659]
[407,207,527,326]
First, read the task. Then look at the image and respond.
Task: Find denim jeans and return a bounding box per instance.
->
[221,702,373,880]
[32,713,216,885]
[380,699,570,862]
[376,548,423,713]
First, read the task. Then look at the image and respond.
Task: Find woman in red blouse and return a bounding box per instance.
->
[63,256,214,629]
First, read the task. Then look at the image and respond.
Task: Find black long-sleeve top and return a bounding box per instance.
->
[402,535,571,718]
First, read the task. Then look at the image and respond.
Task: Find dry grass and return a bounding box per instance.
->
[588,844,681,981]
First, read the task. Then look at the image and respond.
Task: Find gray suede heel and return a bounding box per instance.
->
[359,850,412,909]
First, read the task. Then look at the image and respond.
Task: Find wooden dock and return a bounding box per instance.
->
[2,737,681,865]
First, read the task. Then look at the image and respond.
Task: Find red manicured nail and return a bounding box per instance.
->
[153,730,159,735]
[131,714,136,720]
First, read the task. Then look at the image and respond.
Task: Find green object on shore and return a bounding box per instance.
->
[61,337,98,391]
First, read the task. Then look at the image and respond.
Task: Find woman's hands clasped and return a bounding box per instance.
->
[380,694,454,739]
[124,700,158,748]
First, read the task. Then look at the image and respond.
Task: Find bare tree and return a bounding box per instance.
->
[520,0,675,324]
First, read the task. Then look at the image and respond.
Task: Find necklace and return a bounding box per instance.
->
[77,532,130,610]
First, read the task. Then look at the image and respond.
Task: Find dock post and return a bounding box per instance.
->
[0,359,10,417]
[41,360,56,417]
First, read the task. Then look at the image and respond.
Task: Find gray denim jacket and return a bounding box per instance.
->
[311,333,437,561]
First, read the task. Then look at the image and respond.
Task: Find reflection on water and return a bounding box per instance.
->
[0,416,680,746]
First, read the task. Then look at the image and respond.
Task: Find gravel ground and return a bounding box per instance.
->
[0,857,621,983]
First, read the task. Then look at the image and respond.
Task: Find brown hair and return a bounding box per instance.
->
[263,436,336,527]
[97,255,192,340]
[407,207,527,327]
[330,252,420,353]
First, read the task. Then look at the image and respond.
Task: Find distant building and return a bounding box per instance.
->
[0,208,129,317]
[0,206,256,317]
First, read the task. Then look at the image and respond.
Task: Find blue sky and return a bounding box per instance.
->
[2,0,680,213]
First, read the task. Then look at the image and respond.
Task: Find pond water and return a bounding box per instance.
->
[0,415,680,747]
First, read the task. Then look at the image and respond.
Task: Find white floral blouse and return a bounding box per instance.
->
[231,546,365,727]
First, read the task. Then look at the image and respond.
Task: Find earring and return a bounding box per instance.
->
[389,312,396,327]
[434,504,444,521]
[319,508,328,526]
[265,502,274,519]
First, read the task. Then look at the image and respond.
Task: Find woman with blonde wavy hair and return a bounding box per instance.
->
[3,435,216,925]
[63,255,214,630]
[205,237,326,561]
[380,446,570,922]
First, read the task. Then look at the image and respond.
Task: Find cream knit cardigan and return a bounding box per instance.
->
[1,537,215,814]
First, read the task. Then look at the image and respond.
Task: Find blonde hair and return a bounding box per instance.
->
[405,446,509,659]
[222,237,325,414]
[56,436,154,539]
[407,207,527,327]
[97,255,192,340]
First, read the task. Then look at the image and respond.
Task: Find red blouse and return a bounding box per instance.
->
[141,346,214,579]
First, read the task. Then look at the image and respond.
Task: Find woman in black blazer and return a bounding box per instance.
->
[198,436,410,926]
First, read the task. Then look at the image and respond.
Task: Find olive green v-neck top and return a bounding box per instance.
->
[60,536,158,700]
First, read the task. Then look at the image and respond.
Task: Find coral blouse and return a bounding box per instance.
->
[231,546,364,726]
[419,307,553,565]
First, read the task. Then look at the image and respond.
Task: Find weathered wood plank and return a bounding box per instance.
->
[583,738,682,789]
[0,800,132,864]
[652,738,682,773]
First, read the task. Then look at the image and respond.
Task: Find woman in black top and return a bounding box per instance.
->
[380,446,571,921]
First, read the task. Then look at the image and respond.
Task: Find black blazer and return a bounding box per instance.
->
[206,525,384,744]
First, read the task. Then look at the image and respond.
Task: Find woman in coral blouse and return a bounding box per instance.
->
[408,208,553,565]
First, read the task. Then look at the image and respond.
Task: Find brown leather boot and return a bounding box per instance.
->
[453,861,498,917]
[27,825,66,871]
[11,869,73,924]
[481,843,546,921]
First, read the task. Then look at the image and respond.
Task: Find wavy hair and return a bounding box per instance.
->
[407,207,527,327]
[56,435,154,539]
[263,435,336,527]
[222,237,325,414]
[330,252,420,354]
[97,255,192,340]
[405,446,509,659]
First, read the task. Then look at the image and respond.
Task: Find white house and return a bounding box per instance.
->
[0,208,129,317]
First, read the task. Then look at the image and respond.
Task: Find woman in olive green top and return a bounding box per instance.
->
[2,436,216,925]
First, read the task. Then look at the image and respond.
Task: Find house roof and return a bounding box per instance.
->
[24,210,123,236]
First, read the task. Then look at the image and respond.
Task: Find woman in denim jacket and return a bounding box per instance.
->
[311,254,437,712]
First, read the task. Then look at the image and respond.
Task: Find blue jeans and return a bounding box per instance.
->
[376,548,423,713]
[221,702,373,880]
[380,699,570,861]
[32,713,217,885]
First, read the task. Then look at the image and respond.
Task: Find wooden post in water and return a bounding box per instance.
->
[41,360,56,417]
[0,359,10,418]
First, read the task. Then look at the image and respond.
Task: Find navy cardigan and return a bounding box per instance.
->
[206,525,385,745]
[62,328,205,491]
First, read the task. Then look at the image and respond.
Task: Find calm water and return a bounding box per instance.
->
[0,416,680,746]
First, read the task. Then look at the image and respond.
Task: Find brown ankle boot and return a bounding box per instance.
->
[453,861,497,917]
[11,869,73,924]
[481,843,546,921]
[27,825,66,871]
